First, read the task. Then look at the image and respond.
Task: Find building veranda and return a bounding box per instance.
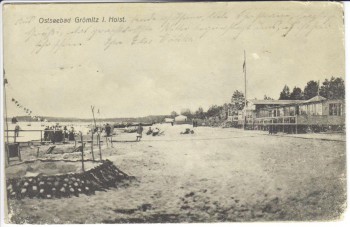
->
[227,95,345,134]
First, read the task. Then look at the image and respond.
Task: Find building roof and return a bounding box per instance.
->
[175,115,187,119]
[303,95,327,103]
[247,95,329,109]
[247,99,304,105]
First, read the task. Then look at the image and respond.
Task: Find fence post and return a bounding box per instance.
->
[111,134,113,148]
[91,131,95,161]
[80,133,85,172]
[98,133,102,161]
[40,131,43,144]
[5,143,9,167]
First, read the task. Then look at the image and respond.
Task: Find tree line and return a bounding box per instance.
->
[170,90,245,120]
[171,76,345,121]
[279,76,344,100]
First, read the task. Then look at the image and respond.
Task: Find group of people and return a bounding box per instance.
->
[44,125,76,143]
[192,120,199,127]
[180,128,195,134]
[145,126,162,137]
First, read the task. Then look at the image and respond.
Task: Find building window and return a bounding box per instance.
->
[289,106,296,116]
[315,103,322,115]
[284,107,290,116]
[329,103,342,116]
[300,105,307,115]
[268,110,273,117]
[279,107,284,117]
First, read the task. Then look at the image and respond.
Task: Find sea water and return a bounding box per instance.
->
[4,121,94,143]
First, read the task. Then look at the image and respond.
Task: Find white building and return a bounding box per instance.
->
[164,118,174,123]
[175,115,188,122]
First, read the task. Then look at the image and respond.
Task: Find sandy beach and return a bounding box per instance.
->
[6,124,346,223]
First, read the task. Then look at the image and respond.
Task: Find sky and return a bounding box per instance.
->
[3,2,345,118]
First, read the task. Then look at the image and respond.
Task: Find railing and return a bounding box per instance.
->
[3,129,73,144]
[238,114,345,126]
[252,116,297,125]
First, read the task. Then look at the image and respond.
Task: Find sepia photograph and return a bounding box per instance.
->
[1,1,347,224]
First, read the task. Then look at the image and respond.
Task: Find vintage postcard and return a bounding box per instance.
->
[1,1,347,224]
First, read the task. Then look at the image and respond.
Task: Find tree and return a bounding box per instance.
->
[303,80,319,100]
[221,103,230,120]
[231,90,245,110]
[194,107,205,119]
[290,87,303,100]
[264,95,273,100]
[180,108,193,118]
[279,85,290,100]
[206,105,223,118]
[170,111,178,118]
[320,77,345,100]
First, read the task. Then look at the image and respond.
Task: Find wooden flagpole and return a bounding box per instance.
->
[80,132,85,172]
[243,50,247,130]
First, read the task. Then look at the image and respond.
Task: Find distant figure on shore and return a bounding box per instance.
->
[14,124,21,137]
[105,123,112,137]
[44,126,50,141]
[268,125,277,135]
[136,123,144,141]
[69,127,75,141]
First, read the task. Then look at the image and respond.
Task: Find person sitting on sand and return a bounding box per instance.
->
[152,128,160,136]
[136,123,144,141]
[181,128,193,135]
[146,127,153,135]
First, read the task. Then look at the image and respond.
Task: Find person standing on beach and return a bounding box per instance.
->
[44,126,49,141]
[105,123,111,137]
[14,124,20,137]
[136,123,143,141]
[69,127,75,141]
